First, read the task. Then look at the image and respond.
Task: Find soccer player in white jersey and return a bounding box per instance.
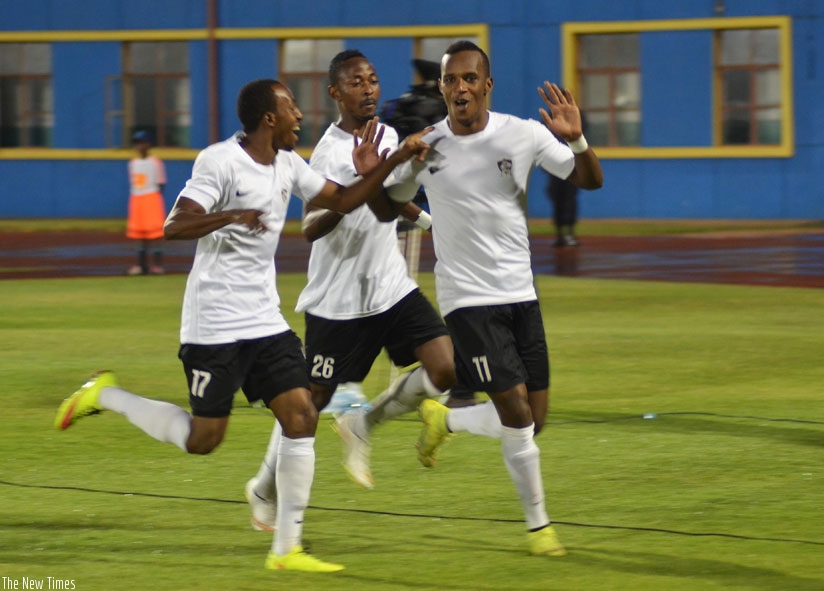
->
[244,52,454,524]
[302,50,455,487]
[383,41,604,557]
[54,78,431,573]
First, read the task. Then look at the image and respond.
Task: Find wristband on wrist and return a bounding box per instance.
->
[415,211,432,230]
[568,135,589,154]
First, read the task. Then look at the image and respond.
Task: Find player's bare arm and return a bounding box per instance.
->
[301,203,344,242]
[163,197,268,240]
[537,82,603,190]
[309,119,432,215]
[302,118,394,241]
[397,201,432,231]
[356,126,434,222]
[400,202,425,223]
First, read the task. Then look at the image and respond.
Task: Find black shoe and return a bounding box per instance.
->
[553,237,566,248]
[564,235,579,247]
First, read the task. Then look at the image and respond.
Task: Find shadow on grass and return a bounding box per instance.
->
[369,529,824,590]
[575,547,824,591]
[2,476,822,549]
[550,410,824,448]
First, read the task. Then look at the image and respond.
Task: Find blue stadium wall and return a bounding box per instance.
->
[0,0,822,220]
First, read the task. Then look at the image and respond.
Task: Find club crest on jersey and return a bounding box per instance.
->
[497,159,513,176]
[281,188,289,203]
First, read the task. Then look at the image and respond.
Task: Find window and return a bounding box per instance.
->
[417,36,479,64]
[111,42,190,147]
[0,43,53,147]
[717,28,781,145]
[577,34,640,147]
[564,16,792,158]
[280,39,343,148]
[1,24,488,160]
[415,36,478,83]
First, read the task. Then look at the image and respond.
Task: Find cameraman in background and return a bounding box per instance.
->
[381,59,447,141]
[380,59,447,238]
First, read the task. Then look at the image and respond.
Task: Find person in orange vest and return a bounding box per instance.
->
[127,130,167,275]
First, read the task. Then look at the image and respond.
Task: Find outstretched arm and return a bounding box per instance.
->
[538,82,603,190]
[163,197,268,240]
[301,190,427,241]
[308,118,432,214]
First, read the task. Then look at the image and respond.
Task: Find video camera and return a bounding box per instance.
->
[381,59,446,214]
[380,59,447,140]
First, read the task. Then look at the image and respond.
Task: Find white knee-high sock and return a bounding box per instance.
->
[99,386,191,452]
[446,401,503,439]
[252,421,281,502]
[365,367,441,429]
[272,436,315,556]
[501,424,549,530]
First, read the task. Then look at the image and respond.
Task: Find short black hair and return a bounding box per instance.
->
[444,40,491,77]
[236,79,280,133]
[328,49,367,86]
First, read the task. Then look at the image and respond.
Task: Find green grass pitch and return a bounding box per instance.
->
[0,273,822,590]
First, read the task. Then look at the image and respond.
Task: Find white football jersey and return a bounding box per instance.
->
[176,132,327,344]
[388,112,575,316]
[295,123,417,319]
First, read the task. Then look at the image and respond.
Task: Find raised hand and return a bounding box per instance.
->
[352,116,389,176]
[537,82,583,141]
[396,126,434,163]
